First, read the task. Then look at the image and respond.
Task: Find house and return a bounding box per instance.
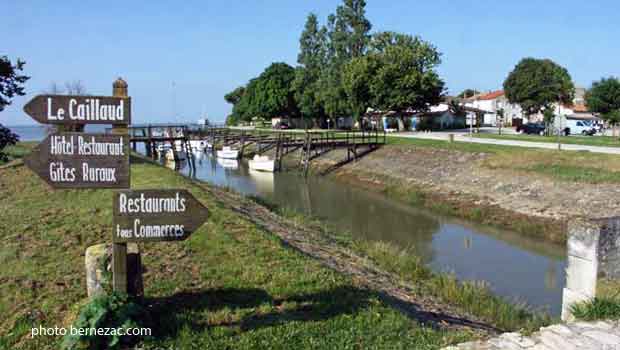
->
[465,90,523,126]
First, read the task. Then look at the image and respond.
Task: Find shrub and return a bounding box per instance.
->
[0,124,19,162]
[62,292,150,350]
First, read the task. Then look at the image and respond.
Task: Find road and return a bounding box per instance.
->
[392,131,620,155]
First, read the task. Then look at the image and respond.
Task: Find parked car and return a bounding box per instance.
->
[273,122,290,130]
[516,123,546,135]
[564,119,596,136]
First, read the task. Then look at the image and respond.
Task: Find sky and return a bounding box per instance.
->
[2,0,619,126]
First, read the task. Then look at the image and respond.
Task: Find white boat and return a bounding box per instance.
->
[164,149,186,161]
[216,158,239,169]
[216,146,239,159]
[248,155,275,172]
[189,140,208,152]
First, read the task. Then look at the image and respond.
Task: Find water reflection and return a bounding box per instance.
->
[176,153,567,315]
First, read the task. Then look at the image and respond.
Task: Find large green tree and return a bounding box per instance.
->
[342,54,379,119]
[0,56,29,111]
[503,58,574,118]
[317,0,372,119]
[586,77,620,136]
[227,63,298,125]
[292,13,327,122]
[370,33,444,116]
[343,32,444,126]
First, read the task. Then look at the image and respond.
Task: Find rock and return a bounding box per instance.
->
[85,243,143,298]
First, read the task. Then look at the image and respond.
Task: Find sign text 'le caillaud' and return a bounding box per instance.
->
[24,133,130,189]
[24,94,131,125]
[113,190,209,243]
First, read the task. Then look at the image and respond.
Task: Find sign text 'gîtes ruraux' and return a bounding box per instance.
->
[23,133,130,189]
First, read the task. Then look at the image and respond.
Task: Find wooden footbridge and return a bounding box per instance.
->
[118,124,386,175]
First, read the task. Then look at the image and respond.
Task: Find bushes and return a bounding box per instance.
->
[62,292,150,350]
[0,124,19,162]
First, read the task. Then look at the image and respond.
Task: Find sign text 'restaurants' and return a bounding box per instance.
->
[113,190,208,243]
[23,95,131,125]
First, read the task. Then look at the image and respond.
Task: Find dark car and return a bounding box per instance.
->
[273,122,290,130]
[516,123,546,135]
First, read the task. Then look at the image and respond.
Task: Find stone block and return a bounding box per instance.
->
[85,243,143,298]
[565,255,598,296]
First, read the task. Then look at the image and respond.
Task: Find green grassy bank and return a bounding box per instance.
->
[473,133,620,148]
[387,135,620,185]
[1,158,478,349]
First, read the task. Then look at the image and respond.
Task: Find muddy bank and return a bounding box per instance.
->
[282,145,610,244]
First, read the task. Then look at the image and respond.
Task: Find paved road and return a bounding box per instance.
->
[444,320,620,350]
[392,132,620,155]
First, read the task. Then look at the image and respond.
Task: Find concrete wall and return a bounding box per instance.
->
[562,217,620,321]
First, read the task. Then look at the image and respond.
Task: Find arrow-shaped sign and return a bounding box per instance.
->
[23,133,130,189]
[112,189,209,243]
[23,94,131,125]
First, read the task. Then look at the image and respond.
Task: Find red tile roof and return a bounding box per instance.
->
[478,90,504,100]
[571,104,588,113]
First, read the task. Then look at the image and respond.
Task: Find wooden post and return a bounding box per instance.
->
[112,77,129,294]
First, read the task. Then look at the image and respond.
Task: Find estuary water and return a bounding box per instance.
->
[177,152,567,315]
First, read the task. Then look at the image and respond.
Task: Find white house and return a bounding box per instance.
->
[465,90,523,126]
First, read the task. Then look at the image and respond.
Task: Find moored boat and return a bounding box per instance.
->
[216,146,239,159]
[248,155,275,172]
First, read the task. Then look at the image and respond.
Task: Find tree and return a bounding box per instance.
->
[503,58,574,119]
[497,108,505,135]
[293,14,328,123]
[342,54,379,120]
[586,77,620,137]
[367,33,444,124]
[542,108,555,136]
[0,124,19,162]
[317,0,372,120]
[0,56,30,111]
[457,89,480,99]
[65,80,87,95]
[224,86,245,105]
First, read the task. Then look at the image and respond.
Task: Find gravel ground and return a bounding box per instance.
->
[315,145,620,223]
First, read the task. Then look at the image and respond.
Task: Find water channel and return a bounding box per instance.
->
[11,125,567,314]
[171,152,567,316]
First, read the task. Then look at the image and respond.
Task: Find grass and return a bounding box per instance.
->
[0,142,35,165]
[570,298,620,321]
[386,135,620,185]
[473,133,620,148]
[0,154,478,349]
[570,278,620,321]
[266,202,554,333]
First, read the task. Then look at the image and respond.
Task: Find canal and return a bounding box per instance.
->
[176,152,567,316]
[11,125,565,314]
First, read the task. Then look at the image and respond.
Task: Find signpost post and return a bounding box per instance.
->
[23,78,209,298]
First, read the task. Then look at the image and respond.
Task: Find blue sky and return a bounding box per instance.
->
[2,0,619,125]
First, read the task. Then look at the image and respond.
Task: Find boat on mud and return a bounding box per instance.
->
[216,146,239,159]
[248,155,275,172]
[189,139,209,152]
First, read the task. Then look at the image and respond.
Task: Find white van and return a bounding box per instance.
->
[564,119,596,136]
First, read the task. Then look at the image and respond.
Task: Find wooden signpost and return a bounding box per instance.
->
[23,133,130,189]
[23,80,209,297]
[113,189,208,243]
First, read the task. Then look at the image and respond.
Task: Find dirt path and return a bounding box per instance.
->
[193,181,499,335]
